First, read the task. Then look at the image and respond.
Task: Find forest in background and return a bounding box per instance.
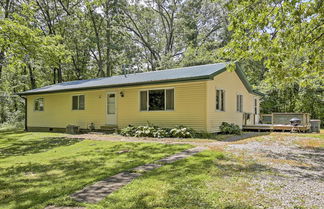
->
[0,0,323,127]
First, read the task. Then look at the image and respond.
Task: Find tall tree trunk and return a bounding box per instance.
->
[27,63,37,89]
[105,0,112,77]
[88,6,105,77]
[0,52,4,80]
[53,68,57,84]
[57,66,63,83]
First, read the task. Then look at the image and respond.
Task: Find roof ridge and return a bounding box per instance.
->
[18,62,229,95]
[53,63,227,86]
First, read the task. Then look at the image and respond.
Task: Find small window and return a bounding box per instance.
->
[34,98,44,111]
[254,98,258,114]
[216,89,225,111]
[72,95,85,110]
[140,88,174,111]
[237,95,243,112]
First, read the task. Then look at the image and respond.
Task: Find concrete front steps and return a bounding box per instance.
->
[99,125,117,133]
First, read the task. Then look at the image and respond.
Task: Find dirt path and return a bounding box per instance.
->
[68,132,263,148]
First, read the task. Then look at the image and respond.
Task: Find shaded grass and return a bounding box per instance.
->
[90,151,269,209]
[0,131,191,209]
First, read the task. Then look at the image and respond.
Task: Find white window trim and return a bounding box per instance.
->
[72,94,85,111]
[236,94,243,113]
[34,97,44,112]
[139,87,175,112]
[215,88,225,112]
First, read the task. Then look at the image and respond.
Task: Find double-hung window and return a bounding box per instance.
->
[140,88,174,111]
[34,98,44,111]
[237,94,243,112]
[216,89,225,111]
[72,95,85,110]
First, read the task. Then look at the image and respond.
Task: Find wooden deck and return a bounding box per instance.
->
[243,124,311,132]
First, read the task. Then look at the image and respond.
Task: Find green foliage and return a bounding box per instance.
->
[219,122,241,135]
[223,0,324,89]
[119,125,137,137]
[170,125,194,138]
[0,0,322,129]
[120,124,196,138]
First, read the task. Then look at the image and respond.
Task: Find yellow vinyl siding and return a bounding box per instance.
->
[26,81,207,131]
[26,71,259,133]
[118,82,206,131]
[27,90,107,129]
[206,71,260,132]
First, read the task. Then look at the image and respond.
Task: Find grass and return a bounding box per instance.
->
[89,151,266,209]
[0,130,191,209]
[1,129,323,209]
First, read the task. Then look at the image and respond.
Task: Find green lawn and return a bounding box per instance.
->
[91,151,260,209]
[0,131,191,209]
[3,130,310,209]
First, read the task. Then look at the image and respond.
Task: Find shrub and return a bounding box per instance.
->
[0,121,24,131]
[170,125,194,138]
[219,122,241,135]
[119,124,195,138]
[134,125,157,137]
[119,125,137,137]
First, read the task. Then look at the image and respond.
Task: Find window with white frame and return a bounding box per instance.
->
[254,98,258,114]
[34,98,44,111]
[140,88,174,111]
[237,94,243,112]
[72,95,85,110]
[216,89,225,111]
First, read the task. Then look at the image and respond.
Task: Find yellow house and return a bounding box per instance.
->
[18,63,262,133]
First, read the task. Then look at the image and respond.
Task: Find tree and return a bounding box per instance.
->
[223,0,324,89]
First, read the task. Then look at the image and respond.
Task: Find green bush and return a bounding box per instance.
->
[170,125,194,138]
[219,122,241,135]
[0,121,24,131]
[119,125,137,137]
[119,124,196,138]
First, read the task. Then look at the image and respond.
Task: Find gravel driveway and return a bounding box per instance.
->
[227,135,324,209]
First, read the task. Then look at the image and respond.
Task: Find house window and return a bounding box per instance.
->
[237,94,243,112]
[254,98,258,114]
[216,89,225,111]
[140,88,174,111]
[72,95,85,110]
[34,98,44,111]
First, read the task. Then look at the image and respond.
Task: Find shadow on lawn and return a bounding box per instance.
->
[0,137,83,158]
[0,130,29,141]
[0,143,188,209]
[101,152,268,209]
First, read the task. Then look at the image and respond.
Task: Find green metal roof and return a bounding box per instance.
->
[18,62,262,96]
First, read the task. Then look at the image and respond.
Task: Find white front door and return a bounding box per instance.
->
[107,93,117,125]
